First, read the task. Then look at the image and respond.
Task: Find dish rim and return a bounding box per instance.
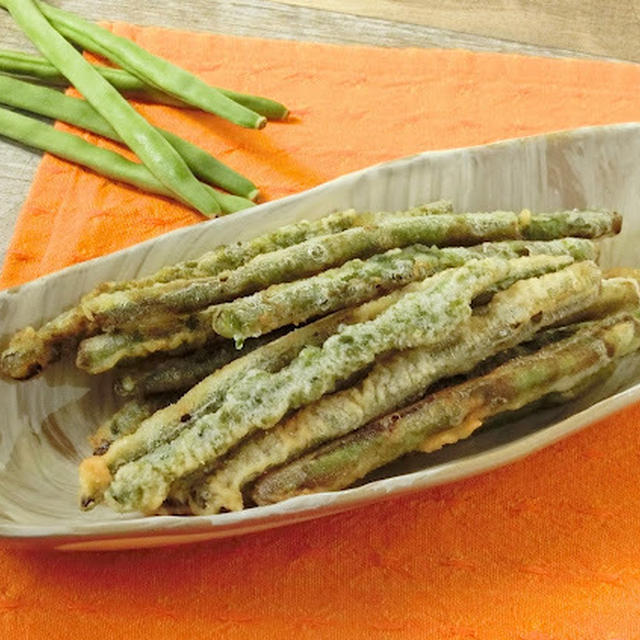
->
[2,121,639,546]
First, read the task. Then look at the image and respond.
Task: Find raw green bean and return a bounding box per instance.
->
[252,311,640,504]
[100,256,574,513]
[32,0,267,128]
[78,292,403,507]
[0,74,259,199]
[189,261,601,513]
[0,107,253,215]
[0,48,289,119]
[0,48,186,106]
[1,0,221,215]
[0,107,175,199]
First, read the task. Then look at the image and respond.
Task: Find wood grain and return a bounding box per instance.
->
[0,0,633,267]
[276,0,640,62]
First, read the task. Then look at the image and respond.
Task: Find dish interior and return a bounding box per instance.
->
[1,123,639,548]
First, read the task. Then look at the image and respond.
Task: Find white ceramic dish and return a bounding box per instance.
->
[1,123,640,551]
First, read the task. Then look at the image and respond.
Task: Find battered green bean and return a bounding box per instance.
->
[75,316,212,375]
[75,243,578,373]
[2,203,449,379]
[559,276,640,325]
[130,201,453,286]
[1,0,221,215]
[0,306,90,380]
[210,239,594,341]
[189,261,601,513]
[83,210,615,334]
[0,75,258,199]
[0,49,289,119]
[78,291,405,507]
[31,0,266,129]
[90,395,177,455]
[114,333,277,397]
[252,312,640,504]
[99,256,575,513]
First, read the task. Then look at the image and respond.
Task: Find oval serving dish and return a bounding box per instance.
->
[1,122,639,551]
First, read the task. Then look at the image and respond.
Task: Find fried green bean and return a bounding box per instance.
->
[1,0,222,215]
[74,241,584,372]
[83,209,614,334]
[520,208,622,239]
[1,203,449,379]
[0,49,289,119]
[0,74,259,199]
[78,291,405,507]
[128,200,452,286]
[99,255,576,513]
[559,276,640,325]
[62,246,629,379]
[75,315,213,375]
[211,238,595,341]
[252,311,640,504]
[86,208,485,330]
[0,306,90,380]
[32,0,266,129]
[89,395,177,455]
[114,333,277,397]
[189,261,601,513]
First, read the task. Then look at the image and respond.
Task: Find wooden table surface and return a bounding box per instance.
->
[0,0,637,266]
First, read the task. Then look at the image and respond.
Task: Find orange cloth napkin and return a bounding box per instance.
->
[2,25,640,639]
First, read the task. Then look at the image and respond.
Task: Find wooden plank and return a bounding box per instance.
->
[275,0,640,62]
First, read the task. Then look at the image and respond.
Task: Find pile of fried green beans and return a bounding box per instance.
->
[2,200,637,516]
[0,0,289,214]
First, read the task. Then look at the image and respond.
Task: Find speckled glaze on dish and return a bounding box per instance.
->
[1,123,639,550]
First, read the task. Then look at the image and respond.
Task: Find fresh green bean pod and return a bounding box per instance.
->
[252,311,640,504]
[98,256,573,513]
[0,107,172,196]
[78,292,404,507]
[0,48,289,118]
[189,261,601,513]
[0,106,254,214]
[1,0,222,215]
[0,74,259,199]
[32,0,266,129]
